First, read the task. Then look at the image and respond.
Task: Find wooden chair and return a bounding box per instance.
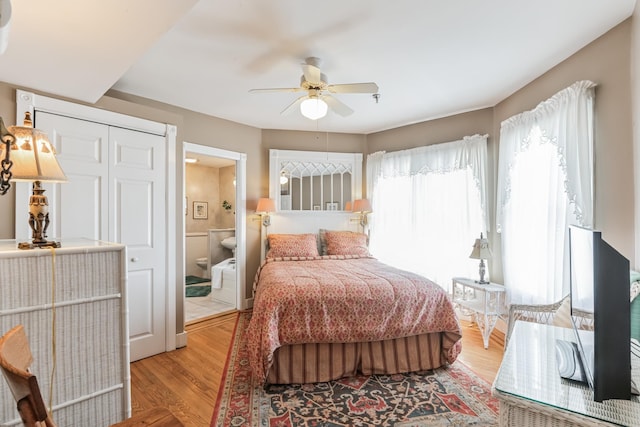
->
[1,325,183,427]
[0,325,57,427]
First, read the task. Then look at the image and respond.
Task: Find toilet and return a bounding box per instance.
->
[196,257,207,270]
[195,257,208,278]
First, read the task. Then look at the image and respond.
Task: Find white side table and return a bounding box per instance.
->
[451,277,506,349]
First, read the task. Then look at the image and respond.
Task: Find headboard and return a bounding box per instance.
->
[260,211,359,261]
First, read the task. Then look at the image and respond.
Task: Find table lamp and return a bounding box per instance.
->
[0,112,67,249]
[352,198,372,233]
[256,198,275,228]
[469,232,492,284]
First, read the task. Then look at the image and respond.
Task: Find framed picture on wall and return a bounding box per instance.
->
[326,202,339,211]
[193,201,208,219]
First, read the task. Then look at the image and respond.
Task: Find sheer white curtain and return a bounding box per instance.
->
[367,134,489,291]
[496,80,596,305]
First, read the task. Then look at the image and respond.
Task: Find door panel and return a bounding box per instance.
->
[128,269,155,338]
[110,127,166,361]
[59,173,104,240]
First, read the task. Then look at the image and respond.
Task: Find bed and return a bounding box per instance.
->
[246,231,462,384]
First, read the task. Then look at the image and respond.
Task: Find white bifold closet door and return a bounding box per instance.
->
[24,111,167,362]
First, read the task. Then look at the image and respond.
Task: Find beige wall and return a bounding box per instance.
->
[0,84,16,238]
[219,165,237,229]
[0,15,635,329]
[185,163,236,232]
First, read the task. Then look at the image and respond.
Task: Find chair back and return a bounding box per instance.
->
[0,325,57,427]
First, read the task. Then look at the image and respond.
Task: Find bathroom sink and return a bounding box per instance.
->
[221,236,236,250]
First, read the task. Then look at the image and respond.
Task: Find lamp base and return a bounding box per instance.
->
[19,180,61,250]
[477,259,488,284]
[18,240,61,250]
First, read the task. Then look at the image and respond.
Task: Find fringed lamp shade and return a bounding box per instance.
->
[4,121,66,182]
[469,234,492,260]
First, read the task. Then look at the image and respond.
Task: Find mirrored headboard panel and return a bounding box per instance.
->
[269,149,363,212]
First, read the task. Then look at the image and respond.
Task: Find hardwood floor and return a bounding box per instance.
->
[130,313,504,426]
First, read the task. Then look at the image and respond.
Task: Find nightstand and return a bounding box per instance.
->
[451,277,506,349]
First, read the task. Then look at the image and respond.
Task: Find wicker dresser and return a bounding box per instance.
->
[493,321,640,426]
[0,239,130,427]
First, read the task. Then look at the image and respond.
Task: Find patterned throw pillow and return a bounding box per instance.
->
[266,233,319,258]
[324,231,369,256]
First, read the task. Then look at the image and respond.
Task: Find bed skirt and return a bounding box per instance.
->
[266,331,460,384]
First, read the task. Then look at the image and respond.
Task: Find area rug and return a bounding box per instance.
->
[186,275,210,285]
[185,285,211,297]
[212,311,499,426]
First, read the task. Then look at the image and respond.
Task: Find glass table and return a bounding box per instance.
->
[492,321,640,426]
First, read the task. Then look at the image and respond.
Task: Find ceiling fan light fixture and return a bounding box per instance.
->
[300,97,328,120]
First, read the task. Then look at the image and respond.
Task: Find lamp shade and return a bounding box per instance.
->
[5,113,66,182]
[469,233,492,260]
[256,198,275,213]
[300,97,328,120]
[352,198,372,213]
[344,201,352,211]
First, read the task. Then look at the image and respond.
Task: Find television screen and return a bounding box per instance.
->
[567,225,630,402]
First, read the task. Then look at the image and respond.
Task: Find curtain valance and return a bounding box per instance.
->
[496,80,596,232]
[367,133,489,231]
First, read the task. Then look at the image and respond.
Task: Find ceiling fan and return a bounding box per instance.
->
[249,57,379,120]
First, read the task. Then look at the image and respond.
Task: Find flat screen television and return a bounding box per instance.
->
[565,225,630,402]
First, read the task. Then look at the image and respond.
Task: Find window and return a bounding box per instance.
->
[367,134,489,290]
[496,81,596,305]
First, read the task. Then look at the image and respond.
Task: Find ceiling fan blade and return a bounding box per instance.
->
[328,82,379,94]
[249,87,303,93]
[323,95,354,117]
[281,95,306,115]
[302,63,322,84]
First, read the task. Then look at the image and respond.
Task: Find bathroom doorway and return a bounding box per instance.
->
[183,143,246,324]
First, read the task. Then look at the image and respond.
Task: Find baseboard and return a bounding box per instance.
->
[176,331,188,348]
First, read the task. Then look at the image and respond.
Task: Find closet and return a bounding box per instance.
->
[14,90,175,361]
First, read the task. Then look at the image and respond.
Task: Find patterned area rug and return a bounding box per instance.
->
[212,312,498,426]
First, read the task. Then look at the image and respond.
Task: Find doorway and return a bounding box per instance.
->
[182,143,246,324]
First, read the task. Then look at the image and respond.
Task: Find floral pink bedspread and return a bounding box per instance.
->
[246,255,462,383]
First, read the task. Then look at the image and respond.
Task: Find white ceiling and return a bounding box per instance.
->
[0,1,636,134]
